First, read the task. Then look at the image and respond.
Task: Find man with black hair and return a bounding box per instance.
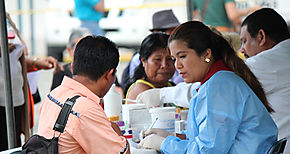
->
[38,36,129,153]
[240,8,290,153]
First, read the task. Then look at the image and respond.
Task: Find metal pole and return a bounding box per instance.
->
[186,0,193,21]
[17,0,23,33]
[30,0,35,55]
[0,0,17,149]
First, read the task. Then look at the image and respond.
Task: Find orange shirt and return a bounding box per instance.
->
[38,76,126,154]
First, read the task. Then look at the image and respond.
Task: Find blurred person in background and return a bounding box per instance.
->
[192,0,261,32]
[124,32,175,104]
[74,0,105,36]
[240,8,290,153]
[138,20,277,153]
[50,28,91,91]
[0,14,61,150]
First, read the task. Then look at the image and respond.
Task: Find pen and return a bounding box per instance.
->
[148,117,158,130]
[142,117,159,139]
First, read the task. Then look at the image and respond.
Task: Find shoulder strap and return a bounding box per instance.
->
[53,95,80,133]
[200,0,210,21]
[136,79,155,88]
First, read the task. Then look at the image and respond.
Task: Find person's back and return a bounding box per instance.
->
[246,41,290,147]
[38,36,128,153]
[193,0,232,28]
[193,0,260,32]
[74,0,105,35]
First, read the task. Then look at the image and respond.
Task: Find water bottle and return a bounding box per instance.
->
[103,84,122,118]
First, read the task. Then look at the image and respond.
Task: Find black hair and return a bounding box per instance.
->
[73,35,119,81]
[241,8,290,43]
[124,32,169,94]
[169,21,274,113]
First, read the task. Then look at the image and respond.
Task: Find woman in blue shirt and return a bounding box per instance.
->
[139,21,278,153]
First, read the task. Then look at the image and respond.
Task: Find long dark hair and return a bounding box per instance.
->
[124,32,170,95]
[169,21,274,113]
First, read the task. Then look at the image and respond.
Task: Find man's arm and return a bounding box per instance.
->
[111,122,130,154]
[94,0,105,13]
[25,56,63,73]
[225,2,261,23]
[136,82,199,108]
[160,82,200,108]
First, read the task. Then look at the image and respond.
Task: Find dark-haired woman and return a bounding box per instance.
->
[125,32,175,104]
[139,21,277,153]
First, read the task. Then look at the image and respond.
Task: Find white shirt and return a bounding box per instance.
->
[246,39,290,154]
[0,44,24,107]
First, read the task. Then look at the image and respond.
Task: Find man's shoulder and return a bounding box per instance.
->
[72,96,101,115]
[246,39,290,67]
[49,87,100,114]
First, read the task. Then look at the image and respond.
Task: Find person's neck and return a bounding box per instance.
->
[263,37,278,51]
[143,77,169,88]
[73,75,102,97]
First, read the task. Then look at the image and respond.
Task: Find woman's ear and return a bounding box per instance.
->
[141,57,146,68]
[203,48,212,61]
[257,29,267,47]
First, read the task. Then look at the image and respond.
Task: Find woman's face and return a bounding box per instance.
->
[141,48,175,86]
[169,40,210,83]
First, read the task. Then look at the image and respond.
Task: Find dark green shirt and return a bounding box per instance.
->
[193,0,235,28]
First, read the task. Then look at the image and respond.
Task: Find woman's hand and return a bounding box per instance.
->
[138,134,165,151]
[140,128,175,139]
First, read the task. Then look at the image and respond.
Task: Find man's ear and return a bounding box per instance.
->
[257,29,267,47]
[104,68,115,81]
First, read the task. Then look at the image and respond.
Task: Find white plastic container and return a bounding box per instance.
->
[122,104,151,128]
[103,84,122,118]
[149,107,176,132]
[122,104,152,142]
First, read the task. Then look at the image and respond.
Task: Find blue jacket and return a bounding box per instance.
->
[161,71,277,154]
